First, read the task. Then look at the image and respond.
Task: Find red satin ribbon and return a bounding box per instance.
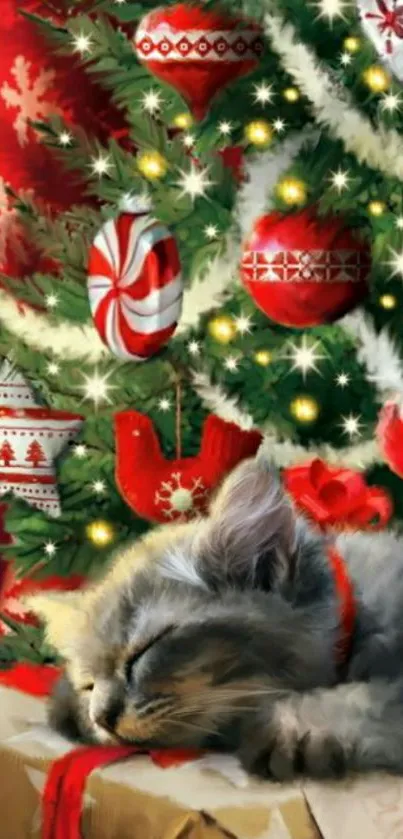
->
[42,745,203,839]
[284,458,392,531]
[328,547,356,664]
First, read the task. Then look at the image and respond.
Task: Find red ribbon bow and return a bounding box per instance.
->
[284,458,392,531]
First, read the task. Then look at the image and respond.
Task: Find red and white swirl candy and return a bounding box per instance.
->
[88,211,183,361]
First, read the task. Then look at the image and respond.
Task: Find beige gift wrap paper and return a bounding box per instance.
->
[0,686,321,839]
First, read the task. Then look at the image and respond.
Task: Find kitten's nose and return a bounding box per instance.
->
[96,700,123,733]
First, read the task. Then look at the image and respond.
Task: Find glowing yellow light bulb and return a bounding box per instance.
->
[363,65,390,93]
[344,36,360,53]
[208,315,237,344]
[254,349,272,367]
[137,150,168,180]
[277,176,307,205]
[172,112,193,130]
[283,87,300,102]
[379,294,397,310]
[290,396,319,424]
[368,200,386,217]
[86,520,115,547]
[244,120,273,148]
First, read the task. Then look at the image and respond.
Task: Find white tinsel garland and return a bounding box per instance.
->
[264,11,403,179]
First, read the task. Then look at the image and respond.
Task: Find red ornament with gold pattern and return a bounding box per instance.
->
[241,208,371,328]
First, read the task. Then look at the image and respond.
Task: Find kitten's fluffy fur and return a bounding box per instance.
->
[28,457,403,780]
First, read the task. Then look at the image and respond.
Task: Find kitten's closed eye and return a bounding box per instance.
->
[124,626,175,684]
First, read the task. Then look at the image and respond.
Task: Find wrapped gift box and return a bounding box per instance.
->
[0,685,320,839]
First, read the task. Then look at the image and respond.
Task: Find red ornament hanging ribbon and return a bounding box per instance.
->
[134,3,263,120]
[284,458,392,531]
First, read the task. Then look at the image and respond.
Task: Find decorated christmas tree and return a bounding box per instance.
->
[0,0,403,668]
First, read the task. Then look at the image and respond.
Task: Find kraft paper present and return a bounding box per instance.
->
[0,686,320,839]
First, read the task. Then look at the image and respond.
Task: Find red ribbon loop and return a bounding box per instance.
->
[284,458,392,531]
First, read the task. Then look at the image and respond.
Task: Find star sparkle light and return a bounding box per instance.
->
[59,131,72,146]
[46,362,60,376]
[224,355,240,372]
[45,293,59,309]
[218,120,233,136]
[44,541,57,557]
[158,397,171,412]
[286,335,326,379]
[141,89,163,114]
[340,52,353,66]
[341,413,363,437]
[336,372,350,388]
[387,247,403,278]
[381,92,401,112]
[177,161,213,202]
[72,32,93,55]
[92,480,106,494]
[79,369,116,407]
[188,340,201,356]
[90,153,113,177]
[235,313,253,335]
[273,118,286,133]
[74,444,88,458]
[314,0,351,22]
[330,167,350,193]
[204,224,219,240]
[182,133,195,149]
[396,216,403,230]
[253,82,274,105]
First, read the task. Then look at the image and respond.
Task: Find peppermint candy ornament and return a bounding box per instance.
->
[134,3,263,120]
[359,0,403,80]
[88,210,183,361]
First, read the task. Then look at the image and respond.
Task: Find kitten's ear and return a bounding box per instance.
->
[199,456,297,589]
[24,592,88,656]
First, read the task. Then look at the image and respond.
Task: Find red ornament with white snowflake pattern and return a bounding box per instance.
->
[115,410,262,523]
[241,208,370,328]
[134,3,263,120]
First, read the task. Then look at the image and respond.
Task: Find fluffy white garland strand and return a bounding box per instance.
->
[264,12,403,179]
[341,310,403,397]
[192,370,382,469]
[0,137,309,359]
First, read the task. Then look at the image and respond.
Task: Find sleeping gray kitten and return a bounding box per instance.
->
[29,456,403,780]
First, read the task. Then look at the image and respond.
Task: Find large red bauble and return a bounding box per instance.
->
[134,3,263,120]
[241,208,371,328]
[376,401,403,478]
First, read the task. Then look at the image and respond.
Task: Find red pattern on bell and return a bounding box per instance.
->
[134,3,263,120]
[241,208,371,328]
[115,410,262,523]
[377,400,403,478]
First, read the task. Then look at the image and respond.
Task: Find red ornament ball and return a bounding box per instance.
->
[134,3,263,121]
[376,401,403,478]
[88,210,183,361]
[241,208,371,328]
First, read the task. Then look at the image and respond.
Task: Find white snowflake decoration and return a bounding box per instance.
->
[1,56,62,147]
[155,472,208,520]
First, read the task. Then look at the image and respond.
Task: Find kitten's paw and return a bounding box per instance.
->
[239,705,348,781]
